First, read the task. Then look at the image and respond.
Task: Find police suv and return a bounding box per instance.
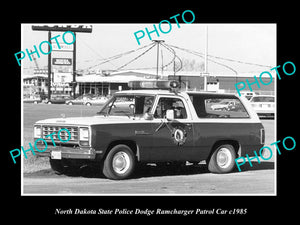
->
[34,80,265,180]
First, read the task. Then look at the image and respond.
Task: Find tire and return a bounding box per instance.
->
[102,144,136,180]
[67,102,73,105]
[86,102,91,106]
[49,159,65,174]
[207,144,236,174]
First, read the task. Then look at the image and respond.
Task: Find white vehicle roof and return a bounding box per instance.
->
[116,89,174,95]
[116,89,238,97]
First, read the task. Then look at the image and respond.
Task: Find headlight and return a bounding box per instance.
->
[34,125,42,138]
[79,127,90,146]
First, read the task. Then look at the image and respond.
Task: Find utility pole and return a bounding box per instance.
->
[161,49,163,76]
[204,25,208,74]
[72,32,77,99]
[203,25,209,91]
[47,31,52,100]
[152,40,164,79]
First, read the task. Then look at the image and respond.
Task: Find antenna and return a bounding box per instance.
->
[203,25,209,91]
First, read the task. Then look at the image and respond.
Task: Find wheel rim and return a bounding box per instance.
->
[112,151,131,174]
[216,148,232,168]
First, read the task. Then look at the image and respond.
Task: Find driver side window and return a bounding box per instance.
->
[154,97,187,119]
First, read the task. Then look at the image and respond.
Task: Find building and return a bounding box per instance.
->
[168,71,275,95]
[76,70,159,96]
[22,69,275,99]
[23,74,48,99]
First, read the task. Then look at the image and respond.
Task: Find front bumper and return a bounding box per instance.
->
[35,144,96,160]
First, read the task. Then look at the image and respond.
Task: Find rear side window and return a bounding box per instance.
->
[188,94,249,118]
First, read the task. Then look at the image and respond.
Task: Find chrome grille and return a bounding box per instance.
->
[42,126,78,143]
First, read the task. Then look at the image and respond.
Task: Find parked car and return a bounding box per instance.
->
[65,95,91,105]
[23,96,42,104]
[46,95,72,104]
[210,100,236,111]
[250,95,275,118]
[85,96,109,106]
[66,96,108,106]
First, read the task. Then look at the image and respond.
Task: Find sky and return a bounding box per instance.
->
[21,23,276,75]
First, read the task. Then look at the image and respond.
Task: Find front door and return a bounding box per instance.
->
[148,96,194,162]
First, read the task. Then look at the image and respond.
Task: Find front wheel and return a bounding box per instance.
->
[207,144,236,173]
[102,144,136,180]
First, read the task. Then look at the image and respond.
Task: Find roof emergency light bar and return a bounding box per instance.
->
[128,80,180,90]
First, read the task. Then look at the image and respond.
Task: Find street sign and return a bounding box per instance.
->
[52,58,72,65]
[52,42,73,51]
[32,25,92,33]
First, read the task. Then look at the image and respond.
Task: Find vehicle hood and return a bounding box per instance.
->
[35,116,142,126]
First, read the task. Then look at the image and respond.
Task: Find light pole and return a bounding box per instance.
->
[152,40,165,79]
[203,25,209,91]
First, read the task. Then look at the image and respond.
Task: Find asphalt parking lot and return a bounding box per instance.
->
[22,103,275,195]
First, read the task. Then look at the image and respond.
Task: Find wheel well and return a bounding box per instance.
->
[207,140,240,161]
[105,140,138,159]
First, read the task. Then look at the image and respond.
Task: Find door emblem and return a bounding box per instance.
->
[172,127,187,146]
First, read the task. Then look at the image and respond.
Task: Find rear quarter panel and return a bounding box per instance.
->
[193,121,264,160]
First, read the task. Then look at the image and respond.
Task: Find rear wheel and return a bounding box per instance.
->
[207,144,236,173]
[102,144,136,180]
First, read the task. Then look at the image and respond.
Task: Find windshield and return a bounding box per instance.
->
[98,94,155,117]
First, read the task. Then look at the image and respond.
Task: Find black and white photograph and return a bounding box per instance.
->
[4,4,298,221]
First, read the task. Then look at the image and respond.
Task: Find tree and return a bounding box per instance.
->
[175,57,204,72]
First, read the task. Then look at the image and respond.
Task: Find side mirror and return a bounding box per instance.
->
[143,112,154,120]
[166,109,174,121]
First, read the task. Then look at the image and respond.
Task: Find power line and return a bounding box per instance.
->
[84,43,155,70]
[161,43,183,73]
[117,43,156,70]
[167,44,273,68]
[79,41,272,75]
[166,44,238,74]
[80,39,118,69]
